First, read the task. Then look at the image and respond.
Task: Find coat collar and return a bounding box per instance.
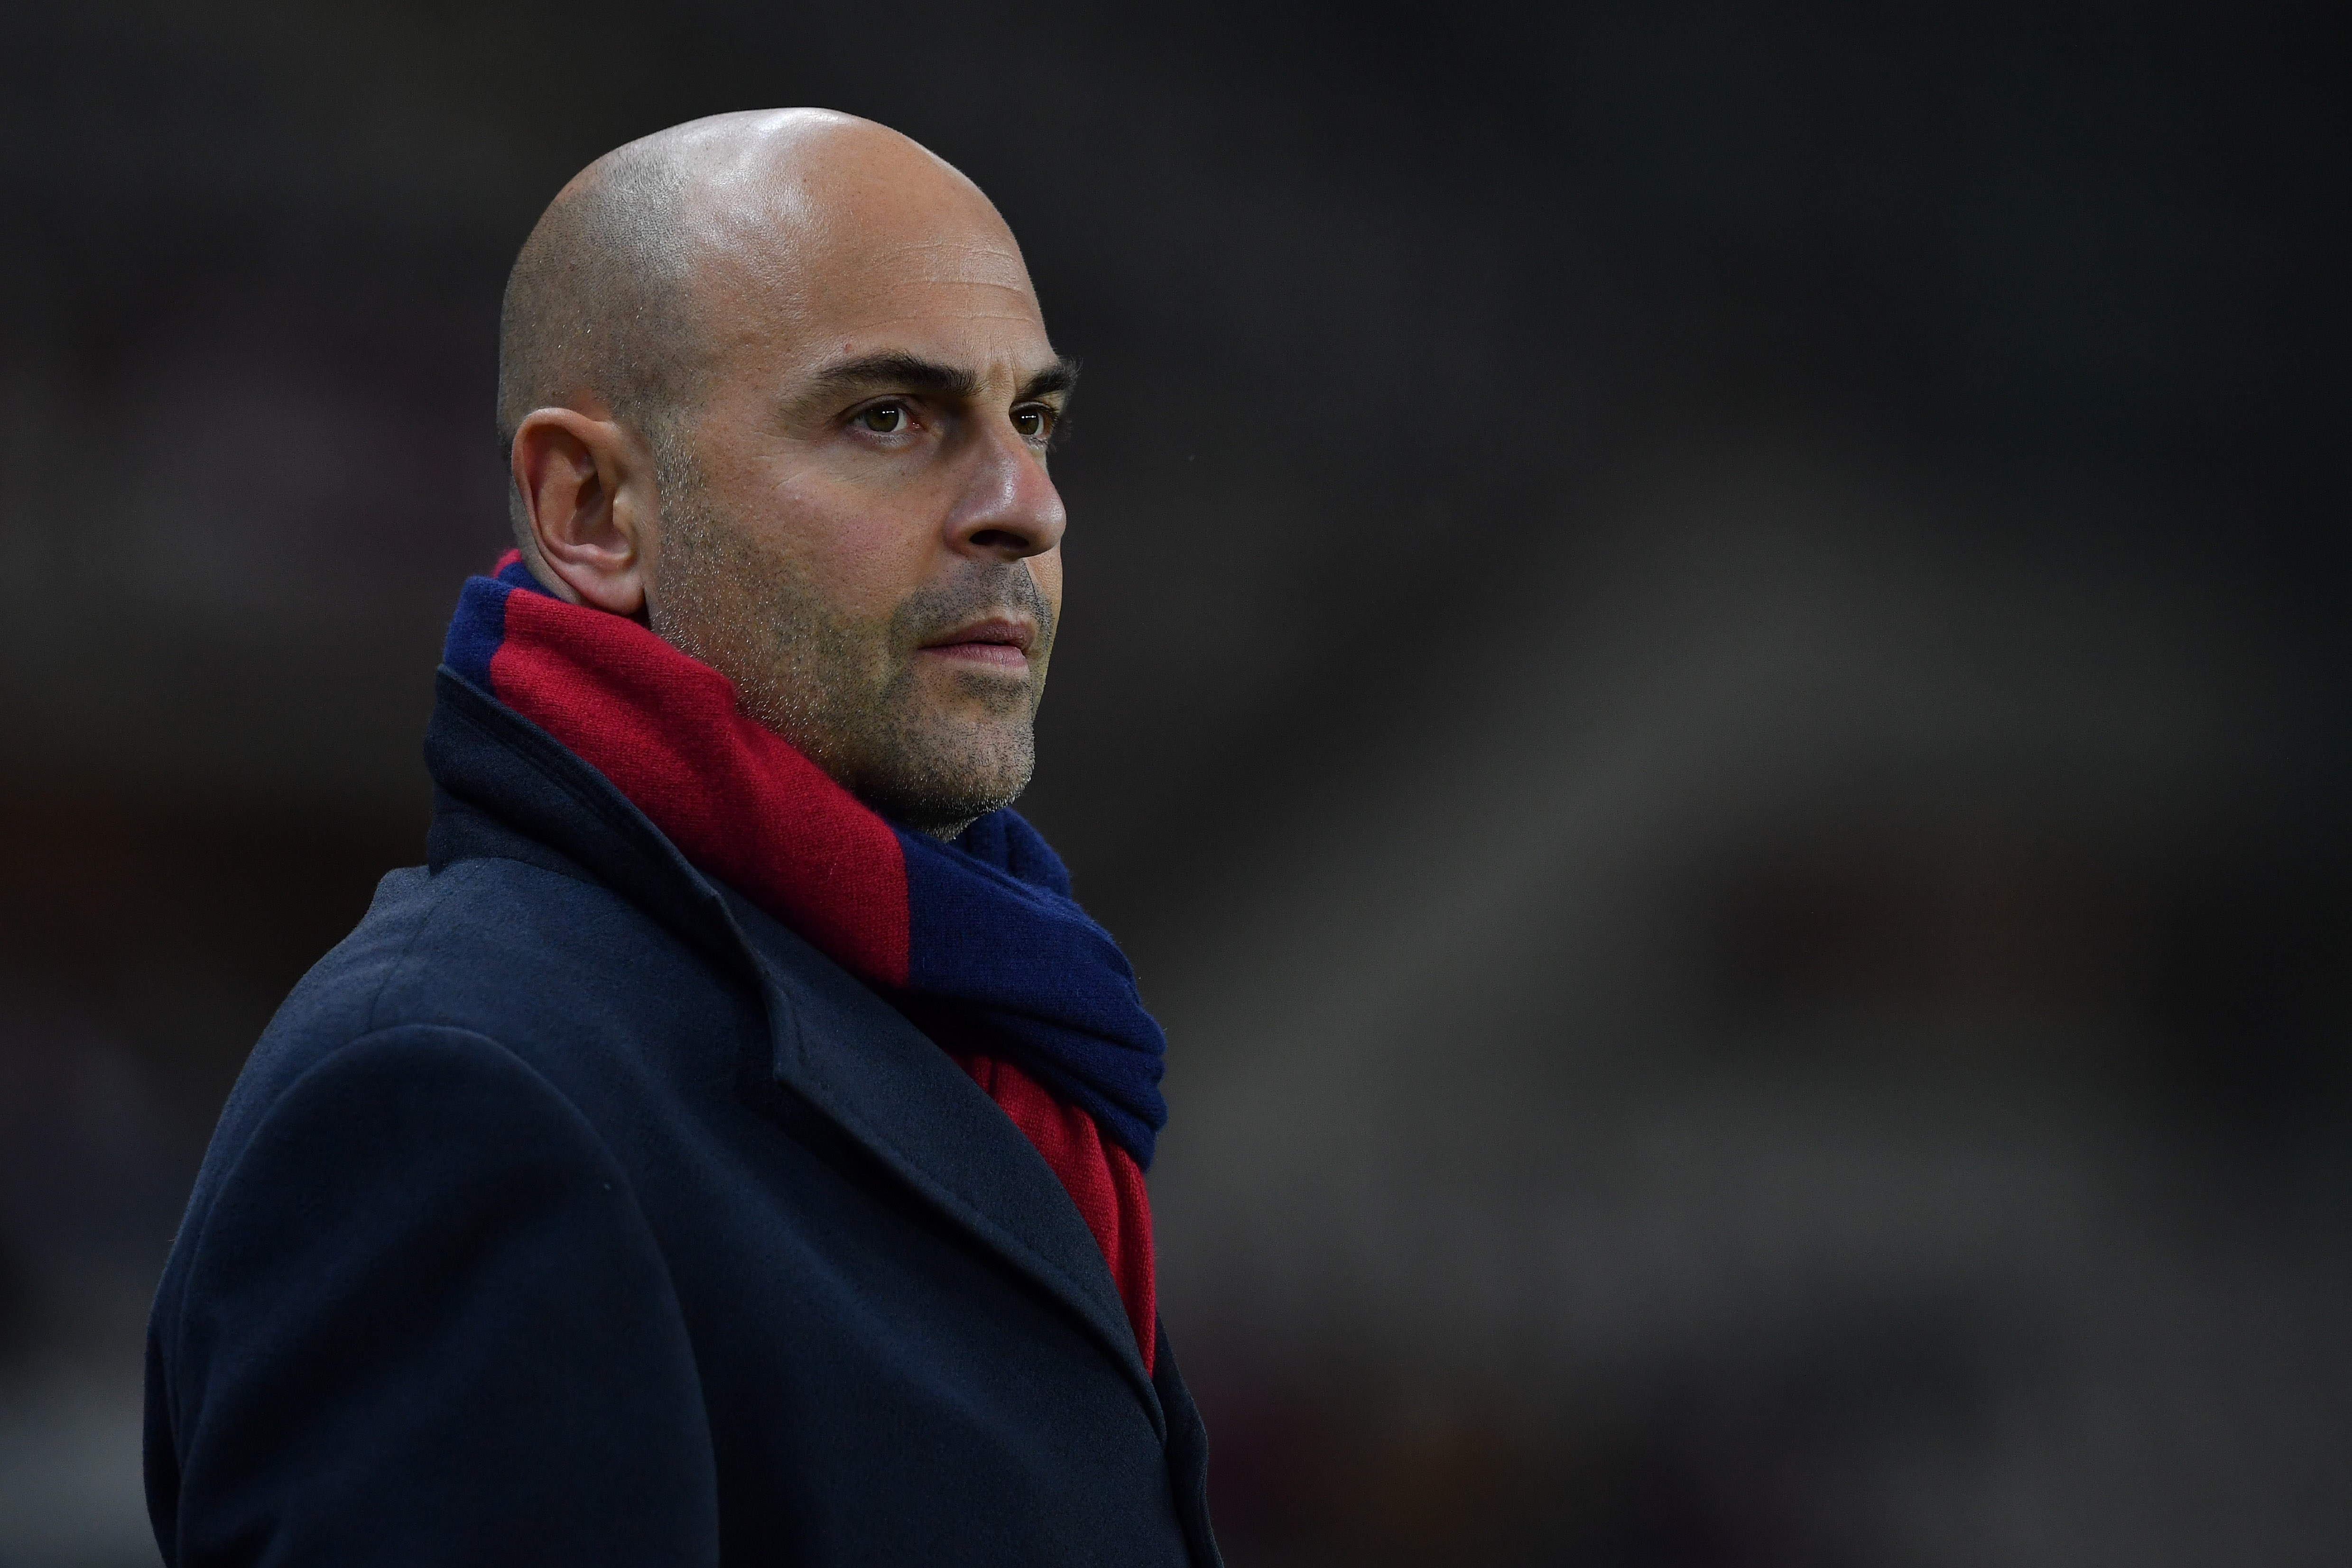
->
[424,668,1164,1432]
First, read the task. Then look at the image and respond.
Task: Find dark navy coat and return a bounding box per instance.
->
[143,670,1219,1567]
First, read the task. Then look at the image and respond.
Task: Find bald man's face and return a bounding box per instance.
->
[643,147,1070,836]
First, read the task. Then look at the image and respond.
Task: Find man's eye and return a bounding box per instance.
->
[856,402,909,434]
[1012,405,1057,441]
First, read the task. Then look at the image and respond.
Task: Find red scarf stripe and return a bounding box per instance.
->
[490,588,913,985]
[457,556,1157,1371]
[962,1055,1156,1374]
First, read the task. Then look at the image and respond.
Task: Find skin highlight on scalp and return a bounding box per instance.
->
[496,141,700,526]
[499,110,1074,838]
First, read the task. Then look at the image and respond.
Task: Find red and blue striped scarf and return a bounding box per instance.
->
[444,552,1165,1364]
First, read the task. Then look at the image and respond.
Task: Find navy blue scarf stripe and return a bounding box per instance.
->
[445,554,1169,1165]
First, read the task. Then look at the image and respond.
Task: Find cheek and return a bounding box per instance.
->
[1030,550,1064,615]
[814,514,923,619]
[750,469,930,622]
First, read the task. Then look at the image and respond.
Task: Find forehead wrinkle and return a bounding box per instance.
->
[891,269,1033,284]
[878,238,1023,256]
[882,251,1028,277]
[865,290,1039,315]
[736,235,1035,331]
[881,276,1037,293]
[869,264,1036,297]
[815,309,1053,336]
[628,121,1050,404]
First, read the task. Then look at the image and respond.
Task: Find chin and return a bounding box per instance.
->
[850,716,1036,835]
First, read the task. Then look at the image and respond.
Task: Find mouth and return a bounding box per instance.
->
[915,615,1037,672]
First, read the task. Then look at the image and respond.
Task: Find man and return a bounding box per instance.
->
[143,109,1218,1566]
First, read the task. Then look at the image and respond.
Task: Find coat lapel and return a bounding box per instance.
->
[427,671,1165,1432]
[724,889,1163,1432]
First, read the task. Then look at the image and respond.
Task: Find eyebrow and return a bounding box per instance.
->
[805,350,1080,405]
[1019,356,1080,402]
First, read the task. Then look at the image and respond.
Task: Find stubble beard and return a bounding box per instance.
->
[645,453,1053,838]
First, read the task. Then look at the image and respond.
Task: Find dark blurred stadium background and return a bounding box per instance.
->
[1,4,2346,1563]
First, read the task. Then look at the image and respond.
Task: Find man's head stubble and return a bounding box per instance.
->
[645,432,1057,835]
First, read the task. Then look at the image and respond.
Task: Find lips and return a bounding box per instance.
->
[917,615,1036,668]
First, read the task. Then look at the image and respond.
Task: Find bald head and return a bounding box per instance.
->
[498,111,1072,835]
[497,109,1020,499]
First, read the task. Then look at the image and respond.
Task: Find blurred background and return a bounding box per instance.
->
[1,2,2346,1563]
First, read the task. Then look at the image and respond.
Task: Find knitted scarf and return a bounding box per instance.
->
[443,552,1165,1364]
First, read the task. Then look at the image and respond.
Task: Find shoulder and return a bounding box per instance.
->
[180,1021,615,1280]
[228,858,640,1081]
[155,846,750,1327]
[193,853,754,1215]
[146,1017,718,1561]
[288,851,741,1053]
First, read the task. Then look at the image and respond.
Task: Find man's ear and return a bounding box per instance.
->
[511,406,659,616]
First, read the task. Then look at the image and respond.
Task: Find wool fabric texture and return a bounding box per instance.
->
[441,552,1167,1362]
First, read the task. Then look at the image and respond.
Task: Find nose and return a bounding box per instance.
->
[944,415,1066,562]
